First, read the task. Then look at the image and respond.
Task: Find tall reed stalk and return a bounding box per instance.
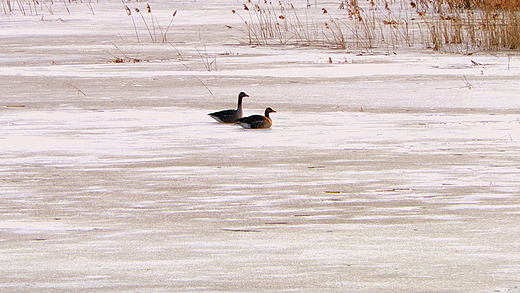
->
[122,3,177,43]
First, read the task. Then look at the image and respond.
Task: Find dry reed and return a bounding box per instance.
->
[230,0,520,52]
[3,0,519,52]
[122,3,177,43]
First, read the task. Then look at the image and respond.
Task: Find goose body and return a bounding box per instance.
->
[208,92,249,123]
[236,107,276,129]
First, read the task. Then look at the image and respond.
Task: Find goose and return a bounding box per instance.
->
[208,92,249,123]
[236,107,276,129]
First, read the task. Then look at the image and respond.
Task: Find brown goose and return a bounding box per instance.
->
[236,107,276,129]
[208,92,249,123]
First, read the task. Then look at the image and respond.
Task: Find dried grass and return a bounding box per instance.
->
[231,0,520,52]
[2,0,518,52]
[1,0,95,15]
[124,4,177,43]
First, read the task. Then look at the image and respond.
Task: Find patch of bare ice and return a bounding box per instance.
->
[0,221,97,232]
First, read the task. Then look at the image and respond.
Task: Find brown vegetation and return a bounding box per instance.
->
[231,0,520,52]
[1,0,518,52]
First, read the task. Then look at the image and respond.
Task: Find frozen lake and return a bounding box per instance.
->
[2,0,520,292]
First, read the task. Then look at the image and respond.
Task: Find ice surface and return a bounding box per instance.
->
[2,0,520,292]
